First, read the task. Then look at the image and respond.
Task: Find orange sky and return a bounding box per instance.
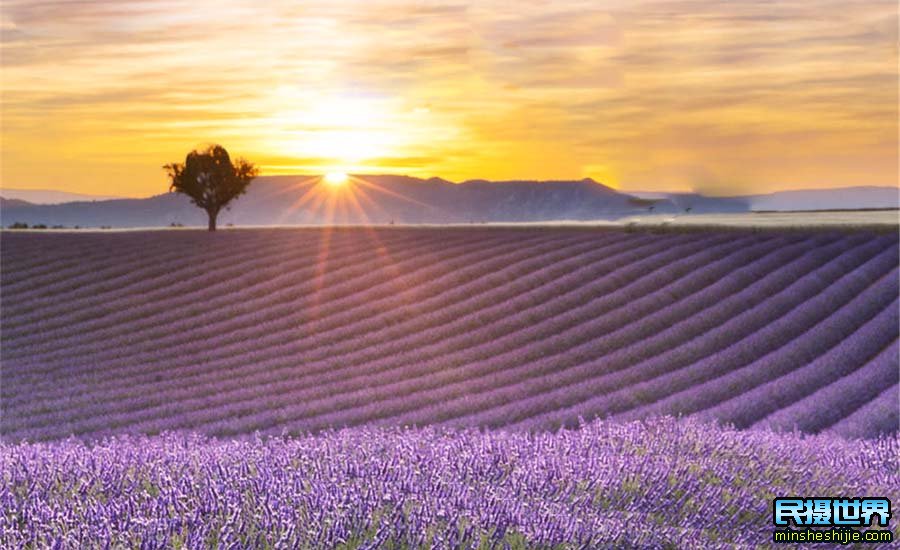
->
[1,0,897,197]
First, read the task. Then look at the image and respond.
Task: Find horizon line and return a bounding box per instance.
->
[2,177,899,203]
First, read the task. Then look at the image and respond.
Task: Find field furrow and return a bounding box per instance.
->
[1,228,896,442]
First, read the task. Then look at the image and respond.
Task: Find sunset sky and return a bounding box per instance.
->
[1,0,897,197]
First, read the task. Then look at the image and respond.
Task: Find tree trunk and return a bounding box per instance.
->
[207,209,218,232]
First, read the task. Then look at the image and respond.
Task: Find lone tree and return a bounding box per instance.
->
[164,144,258,231]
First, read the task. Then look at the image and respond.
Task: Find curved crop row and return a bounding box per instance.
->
[454,236,891,431]
[1,233,712,436]
[1,228,897,442]
[4,234,749,435]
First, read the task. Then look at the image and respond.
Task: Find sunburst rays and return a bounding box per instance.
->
[280,174,428,323]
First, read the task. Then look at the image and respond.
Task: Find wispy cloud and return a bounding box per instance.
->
[2,0,896,196]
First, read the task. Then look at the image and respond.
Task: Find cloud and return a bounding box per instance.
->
[2,0,897,196]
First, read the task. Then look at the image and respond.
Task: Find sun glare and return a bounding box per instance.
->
[324,171,349,186]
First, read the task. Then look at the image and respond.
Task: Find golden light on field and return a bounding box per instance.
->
[323,172,349,186]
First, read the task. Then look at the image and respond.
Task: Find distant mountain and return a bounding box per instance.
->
[632,186,899,212]
[0,198,35,209]
[5,178,893,229]
[2,175,727,228]
[0,188,124,204]
[742,186,899,211]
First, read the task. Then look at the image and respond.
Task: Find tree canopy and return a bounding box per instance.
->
[164,145,258,231]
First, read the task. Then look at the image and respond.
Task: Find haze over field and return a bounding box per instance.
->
[0,175,743,227]
[2,178,897,228]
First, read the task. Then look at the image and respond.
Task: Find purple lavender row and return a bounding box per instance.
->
[3,233,896,444]
[112,234,787,437]
[1,233,696,440]
[1,229,297,308]
[428,234,872,430]
[703,308,899,432]
[1,228,463,352]
[2,231,590,405]
[1,229,534,386]
[568,249,897,428]
[5,235,852,442]
[0,233,660,407]
[1,227,370,330]
[1,231,564,420]
[0,228,399,289]
[2,418,898,548]
[0,231,596,430]
[5,240,884,444]
[0,231,191,289]
[612,271,898,423]
[0,233,620,426]
[753,338,899,436]
[4,229,531,356]
[498,237,894,432]
[140,235,739,433]
[314,235,824,431]
[826,384,900,440]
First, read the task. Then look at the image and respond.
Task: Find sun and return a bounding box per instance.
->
[323,172,349,186]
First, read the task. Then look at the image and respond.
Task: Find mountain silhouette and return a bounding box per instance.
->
[1,174,751,228]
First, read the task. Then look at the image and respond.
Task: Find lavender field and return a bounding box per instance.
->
[3,419,898,549]
[1,227,899,547]
[2,227,898,441]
